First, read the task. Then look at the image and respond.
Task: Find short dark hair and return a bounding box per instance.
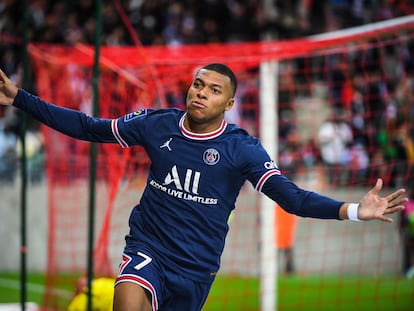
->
[200,63,237,96]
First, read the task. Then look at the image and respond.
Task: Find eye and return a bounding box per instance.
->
[193,81,202,88]
[212,88,221,94]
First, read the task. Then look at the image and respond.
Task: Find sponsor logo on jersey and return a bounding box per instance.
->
[163,165,200,194]
[160,138,173,151]
[203,148,220,165]
[124,109,147,122]
[149,165,218,205]
[264,160,279,170]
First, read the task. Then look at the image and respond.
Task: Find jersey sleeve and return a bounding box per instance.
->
[239,135,343,220]
[13,89,116,143]
[110,108,154,148]
[261,174,343,219]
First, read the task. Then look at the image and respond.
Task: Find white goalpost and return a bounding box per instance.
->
[259,61,278,311]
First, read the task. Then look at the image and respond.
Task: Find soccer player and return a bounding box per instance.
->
[0,64,407,311]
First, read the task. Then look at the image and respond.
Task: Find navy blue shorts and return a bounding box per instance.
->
[115,246,214,311]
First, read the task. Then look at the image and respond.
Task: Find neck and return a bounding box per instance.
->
[183,114,224,134]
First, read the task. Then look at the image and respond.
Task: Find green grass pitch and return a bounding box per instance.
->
[0,272,412,310]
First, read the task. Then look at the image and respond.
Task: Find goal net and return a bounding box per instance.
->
[28,15,414,310]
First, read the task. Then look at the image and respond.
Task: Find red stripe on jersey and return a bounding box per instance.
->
[118,254,131,274]
[255,169,281,192]
[111,119,128,148]
[179,113,227,140]
[115,274,158,310]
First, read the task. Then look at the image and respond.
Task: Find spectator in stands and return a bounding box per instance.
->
[391,119,414,187]
[349,72,366,144]
[349,141,370,184]
[317,109,354,186]
[0,120,17,183]
[279,119,301,180]
[225,1,259,42]
[327,54,349,111]
[16,127,45,183]
[365,69,387,133]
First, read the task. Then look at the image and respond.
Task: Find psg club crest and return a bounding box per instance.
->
[203,148,220,165]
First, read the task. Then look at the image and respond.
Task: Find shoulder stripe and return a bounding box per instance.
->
[255,169,281,192]
[115,274,158,310]
[111,119,129,148]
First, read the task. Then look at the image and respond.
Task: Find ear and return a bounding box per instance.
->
[225,98,235,111]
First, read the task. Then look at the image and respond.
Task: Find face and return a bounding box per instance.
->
[185,69,235,132]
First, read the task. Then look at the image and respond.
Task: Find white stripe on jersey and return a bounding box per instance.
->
[255,169,281,192]
[111,119,129,148]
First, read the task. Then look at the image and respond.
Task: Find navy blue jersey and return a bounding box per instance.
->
[13,89,344,281]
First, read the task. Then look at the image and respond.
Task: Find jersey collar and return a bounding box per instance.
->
[179,113,227,140]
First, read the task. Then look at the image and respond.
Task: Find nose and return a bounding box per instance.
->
[197,86,207,98]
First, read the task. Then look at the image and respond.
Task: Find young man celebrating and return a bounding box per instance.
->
[0,64,407,311]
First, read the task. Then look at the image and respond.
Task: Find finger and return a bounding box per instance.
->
[383,205,405,215]
[387,196,408,208]
[385,188,406,203]
[0,69,7,82]
[378,215,393,223]
[385,196,407,211]
[370,178,383,195]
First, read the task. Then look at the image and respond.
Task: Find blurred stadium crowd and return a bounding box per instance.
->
[1,0,414,186]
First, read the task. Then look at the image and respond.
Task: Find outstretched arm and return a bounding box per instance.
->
[0,69,18,105]
[0,69,116,143]
[262,173,406,222]
[339,178,407,222]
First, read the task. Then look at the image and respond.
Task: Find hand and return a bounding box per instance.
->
[357,178,407,222]
[0,69,19,106]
